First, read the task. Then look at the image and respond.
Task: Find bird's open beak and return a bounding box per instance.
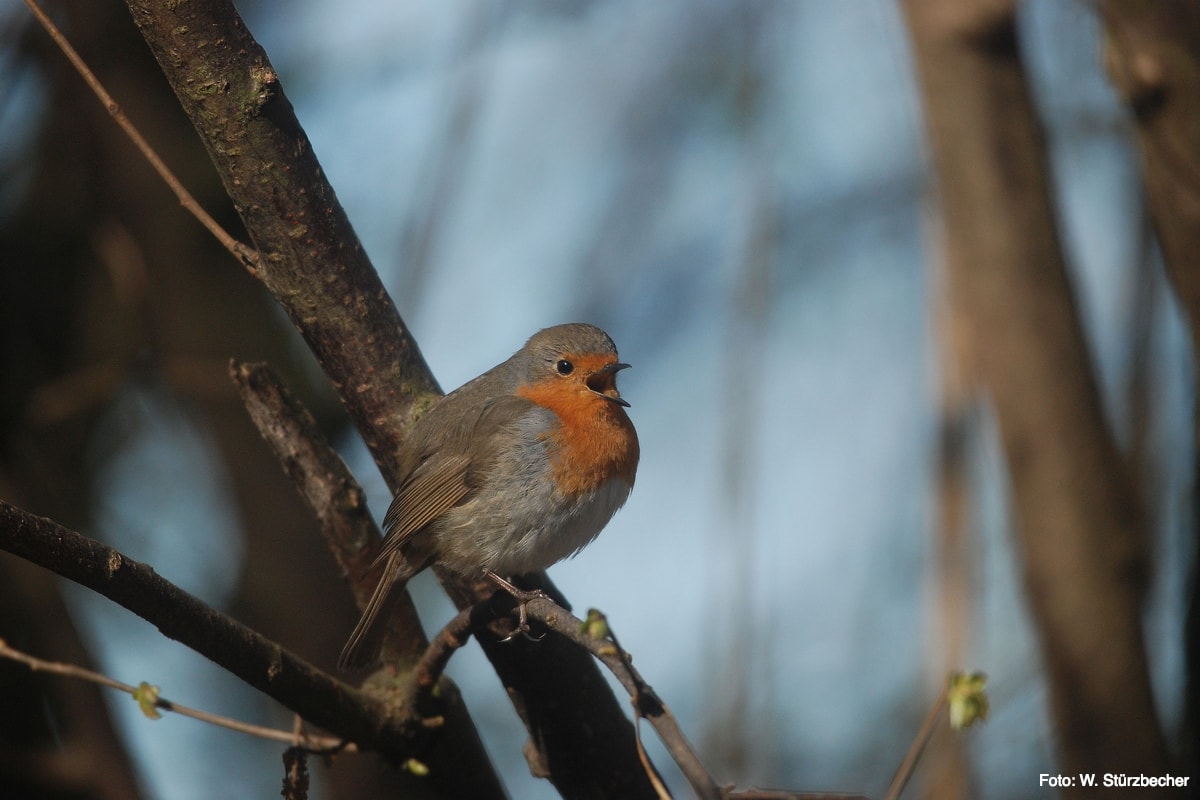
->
[587,362,631,407]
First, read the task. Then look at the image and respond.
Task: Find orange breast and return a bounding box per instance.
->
[517,371,639,499]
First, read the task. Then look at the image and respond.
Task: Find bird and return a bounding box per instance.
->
[339,323,639,670]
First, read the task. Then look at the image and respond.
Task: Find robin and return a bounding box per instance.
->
[339,323,639,670]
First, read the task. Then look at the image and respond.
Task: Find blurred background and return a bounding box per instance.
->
[0,1,1190,798]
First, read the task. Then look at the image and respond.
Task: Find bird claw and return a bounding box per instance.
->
[485,571,550,641]
[499,611,546,642]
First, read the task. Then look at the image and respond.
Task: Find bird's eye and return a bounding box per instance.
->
[555,359,574,376]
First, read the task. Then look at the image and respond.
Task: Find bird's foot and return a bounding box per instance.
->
[484,571,549,641]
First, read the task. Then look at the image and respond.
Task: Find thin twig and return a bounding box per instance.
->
[633,714,673,800]
[22,0,260,271]
[359,586,873,800]
[0,638,351,752]
[598,611,673,800]
[883,691,946,800]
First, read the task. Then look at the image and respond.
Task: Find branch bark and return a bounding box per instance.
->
[901,0,1172,787]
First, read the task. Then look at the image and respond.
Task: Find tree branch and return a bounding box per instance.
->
[0,553,146,800]
[0,500,421,755]
[529,603,711,799]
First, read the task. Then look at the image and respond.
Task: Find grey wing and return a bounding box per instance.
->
[371,394,537,568]
[373,453,473,567]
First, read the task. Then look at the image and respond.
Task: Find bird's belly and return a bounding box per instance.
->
[432,476,632,577]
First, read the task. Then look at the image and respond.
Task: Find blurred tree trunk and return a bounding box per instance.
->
[1098,2,1200,781]
[902,0,1172,791]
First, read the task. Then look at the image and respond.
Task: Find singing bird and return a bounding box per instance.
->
[339,323,639,669]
